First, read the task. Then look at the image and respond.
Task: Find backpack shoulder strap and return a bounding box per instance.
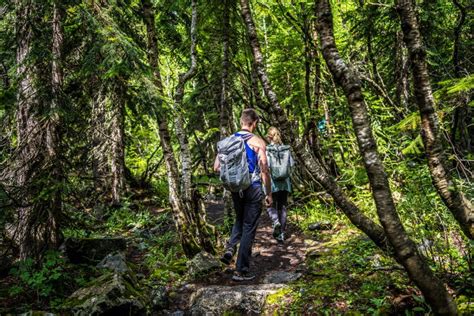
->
[235,132,254,142]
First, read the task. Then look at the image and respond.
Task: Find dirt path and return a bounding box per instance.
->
[203,199,306,285]
[166,199,309,314]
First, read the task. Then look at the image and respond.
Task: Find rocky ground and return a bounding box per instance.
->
[162,199,310,315]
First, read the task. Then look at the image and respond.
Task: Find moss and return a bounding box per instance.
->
[279,224,427,314]
[61,271,149,314]
[266,288,292,305]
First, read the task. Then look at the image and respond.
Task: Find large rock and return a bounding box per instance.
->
[61,237,127,264]
[62,272,148,315]
[262,271,301,284]
[189,284,286,315]
[186,252,222,278]
[97,252,130,274]
[151,285,169,310]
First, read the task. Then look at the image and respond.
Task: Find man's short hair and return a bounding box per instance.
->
[240,108,259,126]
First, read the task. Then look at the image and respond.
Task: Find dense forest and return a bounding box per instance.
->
[0,0,473,314]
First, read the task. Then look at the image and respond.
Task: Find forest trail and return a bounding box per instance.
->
[205,199,307,285]
[167,199,312,314]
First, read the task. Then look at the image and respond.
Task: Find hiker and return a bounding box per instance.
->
[214,108,272,281]
[266,126,295,242]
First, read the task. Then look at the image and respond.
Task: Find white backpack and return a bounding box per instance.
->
[267,144,292,181]
[217,134,252,193]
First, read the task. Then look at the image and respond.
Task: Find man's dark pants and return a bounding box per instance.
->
[226,184,262,273]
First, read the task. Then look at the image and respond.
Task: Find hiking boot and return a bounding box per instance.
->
[220,249,234,265]
[276,232,285,243]
[232,271,256,281]
[272,221,281,239]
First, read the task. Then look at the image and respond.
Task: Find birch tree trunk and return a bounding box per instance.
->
[396,0,474,240]
[316,1,456,313]
[174,0,198,203]
[141,0,215,257]
[240,0,388,250]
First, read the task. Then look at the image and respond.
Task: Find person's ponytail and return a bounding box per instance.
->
[267,126,282,145]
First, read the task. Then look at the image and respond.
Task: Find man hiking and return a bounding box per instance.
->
[214,108,272,281]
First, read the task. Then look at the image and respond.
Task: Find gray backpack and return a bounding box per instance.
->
[267,144,292,181]
[217,134,252,193]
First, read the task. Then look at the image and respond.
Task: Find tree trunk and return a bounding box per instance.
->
[219,0,232,139]
[11,0,62,260]
[219,0,235,227]
[47,0,64,243]
[141,0,215,257]
[174,0,198,203]
[110,82,126,206]
[451,0,471,174]
[394,30,410,114]
[316,1,456,314]
[240,0,388,250]
[90,84,108,189]
[397,0,474,240]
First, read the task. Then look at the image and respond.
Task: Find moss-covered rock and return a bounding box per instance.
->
[189,284,286,315]
[62,272,148,315]
[96,252,130,274]
[186,251,221,279]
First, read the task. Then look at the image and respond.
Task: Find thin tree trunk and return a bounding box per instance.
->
[219,0,235,227]
[250,60,265,110]
[47,0,64,244]
[311,24,322,111]
[303,16,312,110]
[317,1,456,314]
[90,85,108,190]
[174,0,198,203]
[395,30,410,115]
[141,0,215,257]
[452,0,465,78]
[397,0,474,239]
[110,82,126,206]
[219,0,232,139]
[451,0,471,173]
[0,62,9,89]
[240,0,388,250]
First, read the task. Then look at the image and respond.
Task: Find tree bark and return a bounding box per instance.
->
[219,0,232,139]
[174,0,198,203]
[110,82,126,206]
[451,0,471,172]
[397,0,474,240]
[90,84,108,189]
[141,0,215,257]
[0,62,9,89]
[11,0,62,259]
[240,0,388,250]
[394,30,410,114]
[316,1,456,314]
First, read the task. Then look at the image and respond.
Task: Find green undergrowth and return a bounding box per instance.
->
[287,226,423,314]
[1,194,186,313]
[272,184,473,314]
